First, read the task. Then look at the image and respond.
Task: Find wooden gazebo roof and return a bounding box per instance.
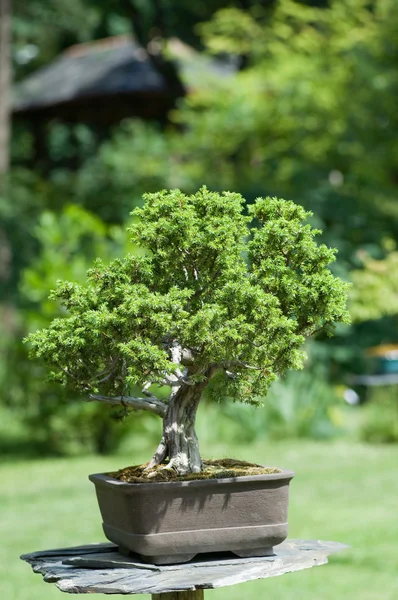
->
[12,36,234,125]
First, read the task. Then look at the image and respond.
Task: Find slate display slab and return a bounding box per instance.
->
[21,539,347,596]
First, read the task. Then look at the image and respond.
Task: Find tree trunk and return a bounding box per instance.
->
[121,0,185,107]
[0,0,11,175]
[149,368,214,475]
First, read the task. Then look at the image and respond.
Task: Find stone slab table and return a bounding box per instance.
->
[21,539,347,599]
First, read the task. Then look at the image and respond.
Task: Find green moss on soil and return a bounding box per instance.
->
[109,458,281,483]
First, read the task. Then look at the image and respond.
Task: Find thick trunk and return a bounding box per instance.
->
[148,368,214,475]
[162,382,203,474]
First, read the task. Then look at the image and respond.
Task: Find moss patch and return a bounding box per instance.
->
[109,458,281,483]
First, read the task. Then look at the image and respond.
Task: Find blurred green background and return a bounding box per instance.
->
[1,1,398,598]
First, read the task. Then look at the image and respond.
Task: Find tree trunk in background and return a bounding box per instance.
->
[0,0,11,175]
[121,0,186,107]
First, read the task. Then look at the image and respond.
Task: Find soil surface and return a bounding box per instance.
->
[109,458,281,483]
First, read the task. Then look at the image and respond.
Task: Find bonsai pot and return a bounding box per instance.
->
[89,469,294,565]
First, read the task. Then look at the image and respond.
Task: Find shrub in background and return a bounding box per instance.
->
[201,368,344,446]
[0,205,141,455]
[360,388,398,444]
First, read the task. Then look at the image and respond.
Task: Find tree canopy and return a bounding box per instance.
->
[27,188,349,408]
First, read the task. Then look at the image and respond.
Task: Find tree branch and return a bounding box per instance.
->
[87,394,167,417]
[224,359,263,371]
[161,373,194,387]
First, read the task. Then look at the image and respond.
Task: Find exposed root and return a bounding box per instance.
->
[146,439,167,470]
[165,452,201,475]
[109,459,282,484]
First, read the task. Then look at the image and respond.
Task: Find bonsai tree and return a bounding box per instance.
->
[27,188,350,475]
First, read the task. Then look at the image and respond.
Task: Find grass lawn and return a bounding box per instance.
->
[1,437,397,600]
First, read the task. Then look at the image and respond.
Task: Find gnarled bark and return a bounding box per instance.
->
[148,366,216,475]
[88,394,167,417]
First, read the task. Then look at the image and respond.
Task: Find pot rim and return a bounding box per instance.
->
[89,468,295,491]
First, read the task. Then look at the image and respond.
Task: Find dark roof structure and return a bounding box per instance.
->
[12,36,234,125]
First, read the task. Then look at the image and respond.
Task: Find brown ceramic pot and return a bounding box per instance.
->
[89,469,294,565]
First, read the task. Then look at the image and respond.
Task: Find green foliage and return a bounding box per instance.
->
[26,188,349,408]
[0,168,59,302]
[203,370,345,443]
[360,389,398,444]
[73,121,172,222]
[21,204,136,325]
[262,372,345,440]
[349,250,398,322]
[1,206,139,455]
[13,0,102,80]
[165,0,398,275]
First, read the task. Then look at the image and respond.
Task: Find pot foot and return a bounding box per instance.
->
[139,553,197,565]
[118,546,196,565]
[117,545,132,558]
[232,547,274,558]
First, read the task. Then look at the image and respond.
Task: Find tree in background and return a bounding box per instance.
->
[2,205,142,455]
[349,249,398,323]
[178,0,398,267]
[76,0,398,273]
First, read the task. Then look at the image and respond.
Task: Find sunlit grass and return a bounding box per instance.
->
[1,436,397,600]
